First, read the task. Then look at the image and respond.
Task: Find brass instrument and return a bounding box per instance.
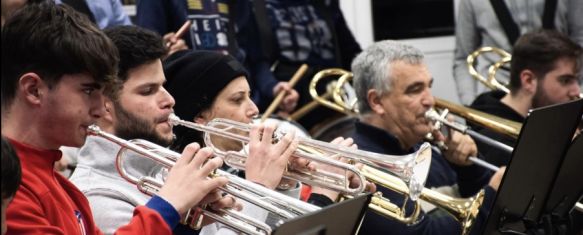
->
[288,68,357,121]
[308,68,358,115]
[87,125,320,235]
[434,98,521,139]
[472,47,583,98]
[425,109,512,171]
[169,114,433,199]
[347,165,485,235]
[467,46,511,93]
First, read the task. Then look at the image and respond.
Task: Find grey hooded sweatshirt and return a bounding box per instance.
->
[70,136,301,235]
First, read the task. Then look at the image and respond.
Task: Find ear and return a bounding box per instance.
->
[194,110,210,124]
[18,73,47,105]
[367,89,386,115]
[519,69,538,94]
[102,99,115,123]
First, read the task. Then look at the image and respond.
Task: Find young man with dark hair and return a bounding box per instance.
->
[470,30,582,167]
[1,137,21,235]
[69,25,238,234]
[2,3,227,234]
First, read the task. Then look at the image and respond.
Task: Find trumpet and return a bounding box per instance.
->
[169,114,432,200]
[87,125,319,235]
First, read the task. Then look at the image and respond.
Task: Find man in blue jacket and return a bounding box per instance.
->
[350,40,506,235]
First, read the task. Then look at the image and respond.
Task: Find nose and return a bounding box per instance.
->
[160,87,176,110]
[247,99,260,118]
[421,89,435,109]
[90,93,106,119]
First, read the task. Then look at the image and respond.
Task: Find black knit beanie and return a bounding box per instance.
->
[163,50,248,151]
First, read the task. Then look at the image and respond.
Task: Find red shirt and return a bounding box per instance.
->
[6,139,174,235]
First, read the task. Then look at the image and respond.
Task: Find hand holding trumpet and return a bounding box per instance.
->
[157,143,231,216]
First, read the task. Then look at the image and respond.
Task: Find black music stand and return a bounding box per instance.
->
[483,99,583,235]
[272,193,372,235]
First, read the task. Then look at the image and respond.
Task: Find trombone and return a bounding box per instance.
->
[169,114,432,199]
[87,125,319,235]
[470,46,583,98]
[304,73,489,233]
[467,46,512,93]
[288,68,354,121]
[425,108,512,171]
[355,165,486,235]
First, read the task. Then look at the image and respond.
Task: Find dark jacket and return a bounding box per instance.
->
[351,121,496,235]
[470,90,524,167]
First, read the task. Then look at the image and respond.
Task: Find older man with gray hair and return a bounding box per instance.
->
[350,40,506,235]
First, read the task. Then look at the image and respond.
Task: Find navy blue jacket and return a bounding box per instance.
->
[470,90,523,167]
[351,121,496,235]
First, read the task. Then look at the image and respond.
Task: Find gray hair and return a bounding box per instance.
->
[351,40,424,114]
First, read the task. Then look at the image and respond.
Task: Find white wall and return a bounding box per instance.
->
[339,0,461,104]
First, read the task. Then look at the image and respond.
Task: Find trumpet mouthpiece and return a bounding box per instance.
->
[168,113,181,126]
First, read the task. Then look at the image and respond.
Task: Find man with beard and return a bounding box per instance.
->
[470,30,582,167]
[68,26,240,234]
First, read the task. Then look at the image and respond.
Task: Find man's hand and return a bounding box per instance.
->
[434,127,477,166]
[488,166,506,191]
[198,190,243,226]
[245,123,297,189]
[272,82,299,113]
[162,32,188,57]
[157,143,228,216]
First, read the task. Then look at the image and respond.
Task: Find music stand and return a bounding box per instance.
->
[272,193,372,235]
[483,99,583,234]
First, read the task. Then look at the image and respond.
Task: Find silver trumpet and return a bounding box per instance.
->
[87,125,319,235]
[169,114,432,200]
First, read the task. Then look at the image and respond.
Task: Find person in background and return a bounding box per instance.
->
[1,137,22,235]
[452,0,568,105]
[469,30,581,167]
[136,0,300,119]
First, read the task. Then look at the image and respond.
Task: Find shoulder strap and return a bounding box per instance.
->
[489,0,520,45]
[311,0,342,66]
[61,0,97,24]
[252,0,276,60]
[542,0,558,30]
[226,0,240,56]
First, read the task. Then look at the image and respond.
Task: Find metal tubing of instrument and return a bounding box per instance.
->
[360,165,484,235]
[87,125,315,234]
[170,114,432,200]
[169,114,367,195]
[466,129,514,154]
[425,110,514,154]
[115,139,318,219]
[576,202,583,212]
[468,157,500,172]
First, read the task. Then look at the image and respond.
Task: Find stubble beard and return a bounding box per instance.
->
[113,102,173,147]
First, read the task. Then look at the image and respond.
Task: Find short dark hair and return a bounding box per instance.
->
[2,137,21,199]
[103,26,166,100]
[1,2,119,110]
[509,30,582,92]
